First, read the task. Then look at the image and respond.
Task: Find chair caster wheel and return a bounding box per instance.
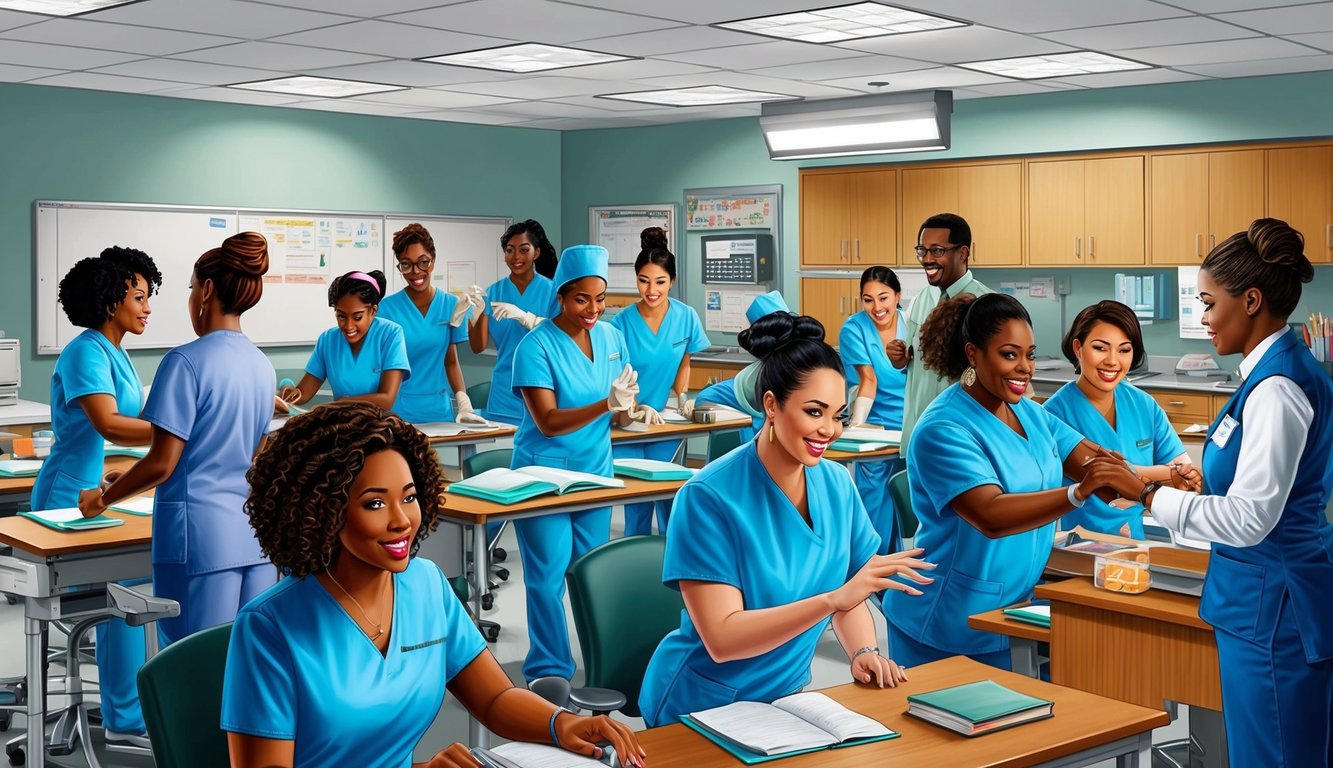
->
[7,747,22,766]
[494,567,509,581]
[481,593,494,611]
[483,626,499,643]
[492,547,507,562]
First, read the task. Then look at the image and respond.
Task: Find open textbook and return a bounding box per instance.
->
[681,691,897,764]
[448,466,624,505]
[473,742,608,768]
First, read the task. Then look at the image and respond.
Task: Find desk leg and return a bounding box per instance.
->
[1116,731,1152,767]
[25,609,45,768]
[470,521,492,750]
[1009,638,1041,678]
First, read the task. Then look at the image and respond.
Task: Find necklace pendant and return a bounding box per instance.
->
[370,627,384,640]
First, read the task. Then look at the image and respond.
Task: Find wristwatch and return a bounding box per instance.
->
[1139,481,1163,507]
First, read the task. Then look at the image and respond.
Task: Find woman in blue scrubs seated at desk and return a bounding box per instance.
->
[38,247,160,745]
[1043,300,1196,538]
[692,290,790,445]
[225,402,644,768]
[279,270,409,410]
[1086,219,1333,768]
[839,266,909,553]
[378,223,486,425]
[886,293,1127,671]
[463,219,560,426]
[609,227,708,535]
[510,244,638,684]
[80,231,278,646]
[639,312,934,727]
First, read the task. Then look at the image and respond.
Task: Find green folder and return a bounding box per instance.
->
[0,459,44,477]
[907,680,1053,736]
[447,476,559,505]
[829,438,894,453]
[20,509,125,532]
[680,714,898,765]
[1002,604,1051,628]
[611,458,695,481]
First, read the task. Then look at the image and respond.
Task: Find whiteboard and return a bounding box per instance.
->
[588,204,677,295]
[35,201,508,353]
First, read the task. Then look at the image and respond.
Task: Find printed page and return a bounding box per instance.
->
[689,700,835,755]
[459,468,547,492]
[772,692,892,743]
[518,466,624,493]
[487,742,604,768]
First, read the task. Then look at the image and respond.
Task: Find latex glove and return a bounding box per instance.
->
[675,390,694,420]
[607,364,639,413]
[464,284,487,321]
[848,396,874,428]
[448,296,472,328]
[633,403,665,426]
[491,302,542,331]
[454,391,488,425]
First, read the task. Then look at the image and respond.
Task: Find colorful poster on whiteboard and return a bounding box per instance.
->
[588,205,676,293]
[686,192,776,230]
[1177,266,1208,339]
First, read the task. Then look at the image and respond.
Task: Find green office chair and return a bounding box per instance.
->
[707,429,742,462]
[566,535,684,718]
[888,469,918,542]
[137,623,233,768]
[465,380,492,413]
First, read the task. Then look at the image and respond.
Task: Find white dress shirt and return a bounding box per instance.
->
[1151,329,1314,548]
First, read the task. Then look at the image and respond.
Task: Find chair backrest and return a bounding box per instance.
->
[462,448,513,479]
[466,380,492,412]
[137,622,233,768]
[889,468,918,540]
[566,535,683,719]
[707,429,742,462]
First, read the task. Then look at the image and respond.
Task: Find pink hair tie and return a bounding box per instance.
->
[346,271,379,289]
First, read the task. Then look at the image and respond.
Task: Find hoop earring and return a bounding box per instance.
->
[961,367,977,387]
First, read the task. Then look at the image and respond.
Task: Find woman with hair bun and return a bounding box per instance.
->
[80,232,279,645]
[638,312,933,727]
[278,269,410,411]
[1085,219,1333,767]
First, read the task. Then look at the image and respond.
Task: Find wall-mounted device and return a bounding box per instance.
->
[0,339,19,406]
[700,234,775,285]
[1113,273,1170,323]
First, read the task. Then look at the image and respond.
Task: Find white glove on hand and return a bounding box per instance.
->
[607,364,639,413]
[633,403,665,426]
[675,391,694,420]
[491,302,542,331]
[849,396,874,429]
[448,297,472,328]
[454,391,488,425]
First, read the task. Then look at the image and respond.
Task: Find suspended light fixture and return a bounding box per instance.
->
[760,90,952,161]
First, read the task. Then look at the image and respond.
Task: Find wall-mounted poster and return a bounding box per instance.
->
[686,192,777,230]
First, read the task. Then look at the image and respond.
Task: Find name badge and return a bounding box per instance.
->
[1135,438,1152,449]
[1211,415,1239,448]
[672,337,688,347]
[608,352,621,361]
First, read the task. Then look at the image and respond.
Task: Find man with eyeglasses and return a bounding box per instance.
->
[887,213,992,452]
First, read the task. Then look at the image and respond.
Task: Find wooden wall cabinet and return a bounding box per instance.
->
[799,169,897,268]
[688,364,743,392]
[1150,150,1265,265]
[1028,155,1145,266]
[1268,145,1333,264]
[901,162,1023,267]
[800,277,860,343]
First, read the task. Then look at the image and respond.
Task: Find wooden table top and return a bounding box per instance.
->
[1035,577,1211,631]
[825,444,900,462]
[0,455,139,497]
[423,424,516,445]
[634,655,1168,768]
[968,606,1053,644]
[612,417,751,441]
[0,506,153,558]
[439,477,687,523]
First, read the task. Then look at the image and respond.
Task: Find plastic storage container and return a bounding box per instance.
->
[1095,546,1151,594]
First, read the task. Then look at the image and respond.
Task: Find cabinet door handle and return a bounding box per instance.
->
[1075,237,1081,259]
[1167,400,1185,407]
[839,296,846,315]
[855,239,861,262]
[1210,234,1216,251]
[1326,223,1331,251]
[841,239,847,262]
[1089,235,1095,258]
[1195,233,1201,257]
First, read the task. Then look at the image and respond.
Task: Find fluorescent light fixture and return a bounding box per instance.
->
[760,90,951,160]
[718,2,965,44]
[600,85,796,107]
[0,0,142,16]
[228,76,405,99]
[420,43,630,73]
[959,51,1151,79]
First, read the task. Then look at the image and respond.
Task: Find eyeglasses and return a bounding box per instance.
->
[913,245,962,260]
[396,256,434,273]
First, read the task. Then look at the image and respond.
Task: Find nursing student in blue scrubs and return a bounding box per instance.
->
[693,291,790,445]
[463,219,560,425]
[377,223,486,424]
[279,270,409,410]
[81,232,278,646]
[839,266,909,553]
[1044,300,1195,538]
[510,244,638,683]
[609,227,708,535]
[886,293,1125,670]
[1089,219,1333,768]
[37,248,159,745]
[639,312,933,727]
[224,402,644,768]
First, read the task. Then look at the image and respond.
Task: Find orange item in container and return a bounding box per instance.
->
[1094,547,1151,595]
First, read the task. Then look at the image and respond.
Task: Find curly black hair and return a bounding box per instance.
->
[57,247,163,329]
[245,401,444,578]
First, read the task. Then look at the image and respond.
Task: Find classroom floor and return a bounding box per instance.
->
[0,510,1190,768]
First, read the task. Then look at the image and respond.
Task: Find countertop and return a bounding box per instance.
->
[691,346,755,367]
[0,399,52,427]
[1032,356,1239,396]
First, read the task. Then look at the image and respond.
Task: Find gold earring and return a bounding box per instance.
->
[768,423,776,443]
[962,366,977,387]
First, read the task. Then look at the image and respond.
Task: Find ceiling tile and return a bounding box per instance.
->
[953,81,1080,98]
[551,0,849,26]
[1216,3,1333,35]
[1285,31,1333,53]
[831,25,1073,62]
[550,93,663,111]
[289,98,427,116]
[1164,0,1318,11]
[0,61,62,79]
[270,19,512,59]
[570,25,768,56]
[173,41,386,70]
[636,70,855,98]
[1176,52,1333,77]
[0,38,142,68]
[1117,36,1317,66]
[305,58,510,87]
[402,108,533,124]
[660,40,865,69]
[0,9,43,33]
[554,57,715,81]
[89,0,352,39]
[443,74,633,99]
[0,18,239,55]
[389,0,681,44]
[751,54,937,82]
[237,0,470,16]
[480,100,622,118]
[1044,67,1209,88]
[1041,16,1260,51]
[153,83,306,105]
[508,115,646,130]
[27,70,177,92]
[351,87,519,109]
[817,64,1013,92]
[94,57,282,84]
[886,0,1188,34]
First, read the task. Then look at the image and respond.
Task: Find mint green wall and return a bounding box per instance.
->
[0,82,561,401]
[561,71,1333,365]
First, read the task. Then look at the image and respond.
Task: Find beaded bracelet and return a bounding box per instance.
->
[852,646,879,661]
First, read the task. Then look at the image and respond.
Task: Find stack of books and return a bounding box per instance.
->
[906,680,1053,736]
[1002,604,1051,628]
[611,458,695,481]
[20,508,125,532]
[447,467,624,505]
[0,459,43,477]
[830,427,901,453]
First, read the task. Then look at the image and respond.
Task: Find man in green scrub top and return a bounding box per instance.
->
[888,213,993,452]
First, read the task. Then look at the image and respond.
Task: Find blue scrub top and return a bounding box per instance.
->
[511,320,629,477]
[484,275,559,424]
[1044,381,1184,537]
[839,310,908,429]
[221,558,486,768]
[378,289,466,423]
[890,384,1083,656]
[608,299,709,410]
[143,330,275,574]
[638,442,880,726]
[306,318,411,401]
[32,329,144,509]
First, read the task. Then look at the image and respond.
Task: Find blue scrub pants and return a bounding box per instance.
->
[94,577,149,734]
[854,458,902,555]
[1214,594,1333,766]
[613,439,681,536]
[153,562,276,646]
[887,622,1012,672]
[514,507,611,681]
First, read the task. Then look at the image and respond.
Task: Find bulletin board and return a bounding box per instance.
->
[587,204,677,294]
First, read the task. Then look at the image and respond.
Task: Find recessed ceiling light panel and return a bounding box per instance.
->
[228,76,405,99]
[959,51,1151,79]
[599,85,797,107]
[0,0,142,16]
[718,2,965,44]
[420,43,631,73]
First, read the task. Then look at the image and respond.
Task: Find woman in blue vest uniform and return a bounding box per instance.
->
[463,220,560,425]
[278,270,409,410]
[839,266,909,553]
[510,244,638,683]
[887,293,1123,670]
[609,228,708,535]
[1044,300,1195,538]
[80,232,278,646]
[638,312,933,727]
[224,401,644,768]
[377,223,485,425]
[38,247,159,744]
[1091,219,1333,767]
[693,291,790,445]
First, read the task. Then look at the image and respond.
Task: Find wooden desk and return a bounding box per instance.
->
[968,607,1051,678]
[825,444,899,467]
[611,417,752,455]
[0,455,139,508]
[635,656,1168,768]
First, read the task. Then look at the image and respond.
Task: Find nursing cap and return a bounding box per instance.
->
[553,244,609,291]
[745,290,790,325]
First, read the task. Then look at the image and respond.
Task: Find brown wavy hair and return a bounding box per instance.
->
[245,401,444,578]
[195,231,268,314]
[392,222,436,260]
[918,293,978,379]
[1062,300,1146,373]
[1202,218,1313,319]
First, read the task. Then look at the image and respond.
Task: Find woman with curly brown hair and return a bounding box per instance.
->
[223,401,644,768]
[80,231,278,647]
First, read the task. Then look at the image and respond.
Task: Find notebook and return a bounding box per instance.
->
[1002,604,1051,628]
[906,680,1053,736]
[838,427,902,444]
[681,692,898,764]
[611,458,695,481]
[103,442,149,458]
[108,496,155,516]
[829,439,895,453]
[0,459,43,477]
[415,421,504,437]
[448,467,624,505]
[20,508,126,532]
[474,742,606,768]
